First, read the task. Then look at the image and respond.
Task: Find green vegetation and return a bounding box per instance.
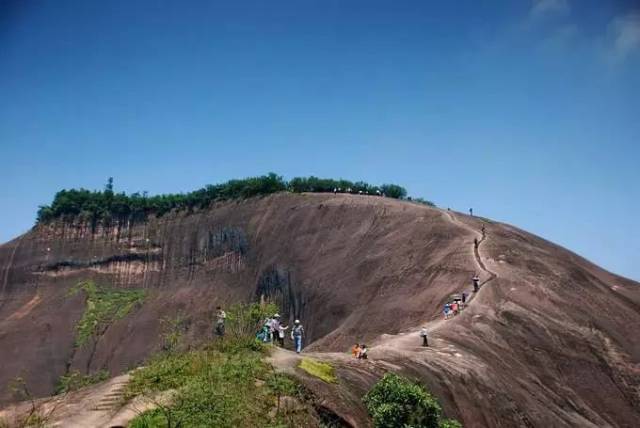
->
[69,280,145,347]
[225,301,278,341]
[298,358,337,383]
[36,173,423,226]
[363,373,462,428]
[54,370,109,394]
[127,303,316,428]
[410,197,436,207]
[7,376,55,427]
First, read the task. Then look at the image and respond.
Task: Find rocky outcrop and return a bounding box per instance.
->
[0,192,639,427]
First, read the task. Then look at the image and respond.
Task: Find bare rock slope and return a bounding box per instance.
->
[0,193,638,427]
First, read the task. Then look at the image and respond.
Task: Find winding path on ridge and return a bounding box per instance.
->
[271,207,501,370]
[365,209,499,355]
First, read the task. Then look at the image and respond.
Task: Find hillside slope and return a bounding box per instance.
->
[0,192,639,427]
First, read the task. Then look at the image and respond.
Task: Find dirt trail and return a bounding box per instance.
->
[272,208,499,367]
[367,210,498,355]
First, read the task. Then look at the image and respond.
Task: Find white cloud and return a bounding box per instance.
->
[607,13,640,63]
[530,0,570,19]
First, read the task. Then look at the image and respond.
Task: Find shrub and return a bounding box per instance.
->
[363,373,461,428]
[225,302,278,342]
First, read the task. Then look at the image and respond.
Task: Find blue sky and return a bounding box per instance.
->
[1,0,639,280]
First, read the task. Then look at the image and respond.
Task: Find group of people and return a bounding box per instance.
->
[214,307,305,353]
[333,187,384,197]
[351,343,369,359]
[443,282,475,320]
[257,314,306,354]
[438,273,481,321]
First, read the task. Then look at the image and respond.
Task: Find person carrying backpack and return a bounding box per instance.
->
[291,320,305,353]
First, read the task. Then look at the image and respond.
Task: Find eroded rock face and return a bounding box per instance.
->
[1,193,639,427]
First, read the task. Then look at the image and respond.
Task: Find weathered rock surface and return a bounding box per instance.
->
[0,192,638,427]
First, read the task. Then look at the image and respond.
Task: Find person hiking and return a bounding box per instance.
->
[462,292,468,307]
[259,321,271,342]
[420,327,429,347]
[351,343,361,358]
[215,306,226,337]
[474,238,479,249]
[270,314,281,343]
[277,323,288,347]
[444,303,452,320]
[451,301,459,315]
[358,344,368,359]
[291,320,305,353]
[469,208,473,216]
[473,274,480,292]
[481,224,486,237]
[262,317,274,342]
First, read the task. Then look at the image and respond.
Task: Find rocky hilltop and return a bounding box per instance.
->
[1,192,639,427]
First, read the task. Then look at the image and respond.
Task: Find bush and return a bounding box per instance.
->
[363,373,461,428]
[225,302,278,341]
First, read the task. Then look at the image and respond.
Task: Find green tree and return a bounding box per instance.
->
[363,373,461,428]
[380,184,407,199]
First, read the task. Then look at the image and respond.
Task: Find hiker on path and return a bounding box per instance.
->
[420,327,429,347]
[277,323,288,347]
[451,301,459,315]
[469,208,473,216]
[473,274,480,292]
[444,303,452,320]
[259,321,271,342]
[270,314,281,343]
[482,224,486,237]
[291,320,305,353]
[215,306,226,337]
[462,292,468,307]
[474,238,479,249]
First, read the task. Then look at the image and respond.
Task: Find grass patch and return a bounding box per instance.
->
[68,280,145,347]
[298,358,337,383]
[127,304,320,427]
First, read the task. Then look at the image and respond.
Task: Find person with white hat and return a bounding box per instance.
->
[290,319,305,353]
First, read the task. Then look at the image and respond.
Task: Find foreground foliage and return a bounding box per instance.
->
[35,173,424,226]
[363,373,462,428]
[127,304,316,428]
